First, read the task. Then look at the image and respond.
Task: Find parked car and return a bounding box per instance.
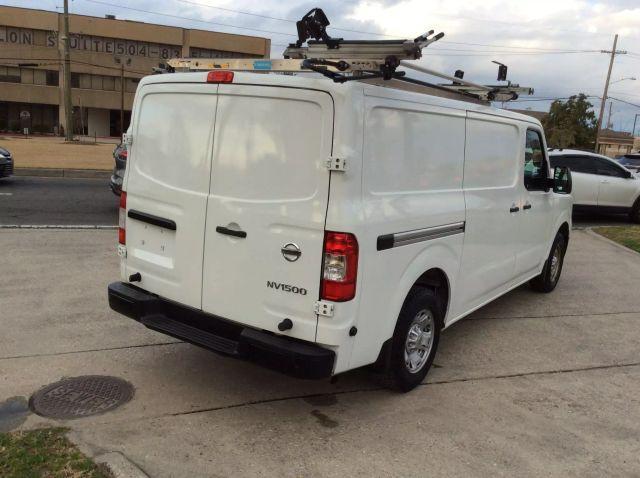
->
[616,153,640,174]
[549,149,640,222]
[109,143,127,196]
[108,71,572,392]
[0,146,14,179]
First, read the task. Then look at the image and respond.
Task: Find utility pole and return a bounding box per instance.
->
[606,101,613,129]
[114,57,131,137]
[633,113,639,137]
[595,34,627,153]
[120,63,124,137]
[62,0,73,141]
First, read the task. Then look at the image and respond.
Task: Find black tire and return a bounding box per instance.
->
[630,198,640,224]
[380,288,442,392]
[530,232,567,293]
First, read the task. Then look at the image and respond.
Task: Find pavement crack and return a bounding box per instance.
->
[427,361,640,386]
[470,310,640,321]
[165,361,640,419]
[0,341,183,361]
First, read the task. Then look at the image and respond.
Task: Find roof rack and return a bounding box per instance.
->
[157,7,533,103]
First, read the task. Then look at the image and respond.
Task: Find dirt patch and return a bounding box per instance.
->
[2,137,114,170]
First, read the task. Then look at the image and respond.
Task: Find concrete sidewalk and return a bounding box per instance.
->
[1,229,640,477]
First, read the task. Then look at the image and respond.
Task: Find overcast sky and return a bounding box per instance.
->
[5,0,640,132]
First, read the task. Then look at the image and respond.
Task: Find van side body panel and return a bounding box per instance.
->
[330,87,467,370]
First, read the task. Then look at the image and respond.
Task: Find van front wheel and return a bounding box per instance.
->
[382,288,442,392]
[530,232,567,293]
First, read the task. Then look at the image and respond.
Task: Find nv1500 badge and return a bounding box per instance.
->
[267,281,308,296]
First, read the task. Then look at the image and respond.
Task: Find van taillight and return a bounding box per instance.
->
[206,71,234,83]
[321,232,358,302]
[118,191,126,245]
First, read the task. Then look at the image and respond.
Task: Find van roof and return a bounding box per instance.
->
[138,71,542,126]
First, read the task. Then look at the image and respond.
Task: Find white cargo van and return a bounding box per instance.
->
[108,70,573,391]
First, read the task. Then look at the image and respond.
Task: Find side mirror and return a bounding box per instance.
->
[623,169,633,179]
[553,166,572,194]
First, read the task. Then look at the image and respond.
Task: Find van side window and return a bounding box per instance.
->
[524,129,548,190]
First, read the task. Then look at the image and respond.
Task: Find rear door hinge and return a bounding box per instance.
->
[314,300,335,317]
[326,156,346,172]
[122,132,133,146]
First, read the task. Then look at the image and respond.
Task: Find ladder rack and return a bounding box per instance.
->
[158,8,533,103]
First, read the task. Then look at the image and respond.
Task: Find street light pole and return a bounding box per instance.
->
[62,0,73,141]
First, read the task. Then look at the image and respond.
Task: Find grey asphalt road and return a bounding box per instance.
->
[0,174,634,229]
[1,228,639,477]
[0,176,118,226]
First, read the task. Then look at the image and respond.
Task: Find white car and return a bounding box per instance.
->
[549,149,640,223]
[108,71,572,392]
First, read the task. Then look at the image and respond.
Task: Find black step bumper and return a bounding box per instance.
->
[108,282,335,379]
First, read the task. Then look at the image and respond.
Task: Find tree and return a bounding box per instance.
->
[542,94,597,150]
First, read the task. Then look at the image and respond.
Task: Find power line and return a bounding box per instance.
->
[171,0,394,38]
[170,0,612,40]
[421,51,601,57]
[608,96,640,109]
[84,0,296,38]
[84,0,608,54]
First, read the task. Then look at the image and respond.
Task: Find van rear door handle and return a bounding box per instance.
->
[216,226,247,238]
[510,205,520,213]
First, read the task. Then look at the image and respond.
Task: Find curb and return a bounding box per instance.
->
[66,431,149,478]
[584,227,640,257]
[14,168,111,179]
[95,452,150,478]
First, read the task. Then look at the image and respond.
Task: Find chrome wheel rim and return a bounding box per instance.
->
[550,242,562,282]
[404,309,435,374]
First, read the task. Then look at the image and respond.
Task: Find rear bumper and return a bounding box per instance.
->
[108,282,335,379]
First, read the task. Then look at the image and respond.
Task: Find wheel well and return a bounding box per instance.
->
[558,222,570,241]
[412,268,449,323]
[371,268,449,373]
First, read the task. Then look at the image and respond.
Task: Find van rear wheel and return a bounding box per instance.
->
[530,232,567,293]
[381,288,442,392]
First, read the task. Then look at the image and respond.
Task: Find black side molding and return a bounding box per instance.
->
[128,209,176,231]
[377,234,394,251]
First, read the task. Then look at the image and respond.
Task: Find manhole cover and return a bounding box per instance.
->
[30,376,134,419]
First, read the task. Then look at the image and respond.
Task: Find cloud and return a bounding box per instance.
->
[8,0,640,131]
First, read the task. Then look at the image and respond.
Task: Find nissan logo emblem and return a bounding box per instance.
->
[281,243,302,262]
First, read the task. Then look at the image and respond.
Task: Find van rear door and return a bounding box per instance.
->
[124,84,218,309]
[201,85,334,342]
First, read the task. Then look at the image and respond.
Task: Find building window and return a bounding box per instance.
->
[103,76,115,91]
[0,66,21,84]
[20,68,34,84]
[46,70,59,86]
[91,75,103,90]
[70,73,80,88]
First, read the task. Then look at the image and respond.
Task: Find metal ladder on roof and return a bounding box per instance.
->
[158,8,533,103]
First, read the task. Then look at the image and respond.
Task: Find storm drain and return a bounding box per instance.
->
[30,375,134,420]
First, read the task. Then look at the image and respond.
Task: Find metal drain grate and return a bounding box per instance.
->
[30,376,134,419]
